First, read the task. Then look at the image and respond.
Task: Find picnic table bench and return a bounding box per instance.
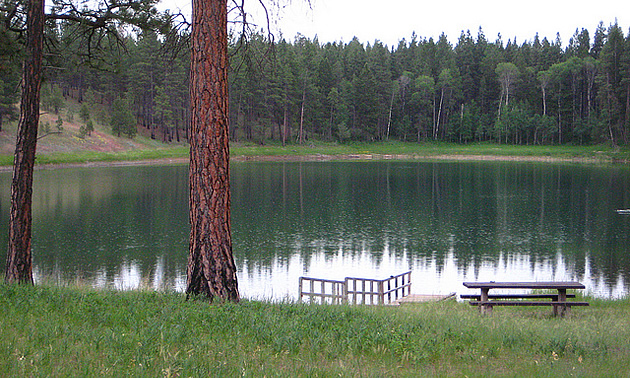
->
[462,281,589,316]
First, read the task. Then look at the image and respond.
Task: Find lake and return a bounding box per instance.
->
[0,160,629,299]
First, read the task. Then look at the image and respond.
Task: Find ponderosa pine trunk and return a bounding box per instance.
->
[186,0,239,302]
[5,0,44,284]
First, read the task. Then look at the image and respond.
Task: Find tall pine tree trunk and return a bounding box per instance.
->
[281,99,288,147]
[435,89,444,140]
[299,87,306,144]
[625,84,630,144]
[186,0,239,302]
[5,0,44,284]
[541,86,547,116]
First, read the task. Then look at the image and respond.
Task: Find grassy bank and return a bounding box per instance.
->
[232,140,630,162]
[1,284,629,376]
[0,146,191,167]
[0,141,629,167]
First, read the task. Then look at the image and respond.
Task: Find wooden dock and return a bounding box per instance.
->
[298,272,455,306]
[299,271,411,305]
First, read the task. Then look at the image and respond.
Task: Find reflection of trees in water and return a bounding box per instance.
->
[1,165,190,288]
[0,161,628,296]
[231,161,630,294]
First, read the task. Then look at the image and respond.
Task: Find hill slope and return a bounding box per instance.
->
[0,100,177,158]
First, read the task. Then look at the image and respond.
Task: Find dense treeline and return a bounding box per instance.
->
[2,17,630,145]
[233,24,630,146]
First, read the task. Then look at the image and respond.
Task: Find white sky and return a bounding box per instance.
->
[161,0,629,47]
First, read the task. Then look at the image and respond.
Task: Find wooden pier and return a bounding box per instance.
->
[298,272,413,305]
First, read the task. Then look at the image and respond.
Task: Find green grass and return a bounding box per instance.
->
[0,140,628,168]
[0,146,191,167]
[231,140,630,162]
[34,146,191,165]
[1,284,629,377]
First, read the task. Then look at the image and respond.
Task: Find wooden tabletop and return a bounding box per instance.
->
[463,282,585,290]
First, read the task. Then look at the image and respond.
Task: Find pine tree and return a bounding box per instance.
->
[110,97,136,138]
[187,0,239,302]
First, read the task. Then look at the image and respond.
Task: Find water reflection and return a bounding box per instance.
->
[1,160,629,299]
[231,161,630,298]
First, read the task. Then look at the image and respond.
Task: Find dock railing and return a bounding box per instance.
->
[384,271,412,303]
[299,271,412,305]
[298,277,346,304]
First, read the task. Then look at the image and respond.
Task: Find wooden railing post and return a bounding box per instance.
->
[378,280,384,305]
[298,277,303,303]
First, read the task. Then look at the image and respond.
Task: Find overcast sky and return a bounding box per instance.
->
[162,0,629,47]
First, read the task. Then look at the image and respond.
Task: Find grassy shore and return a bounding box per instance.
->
[1,284,629,377]
[231,140,630,162]
[0,141,629,168]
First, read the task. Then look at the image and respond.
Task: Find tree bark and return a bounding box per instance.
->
[282,98,288,147]
[435,89,444,140]
[5,0,44,284]
[626,84,630,144]
[386,89,394,140]
[186,0,239,302]
[299,87,306,144]
[541,86,547,116]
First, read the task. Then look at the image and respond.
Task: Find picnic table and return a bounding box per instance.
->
[462,281,589,316]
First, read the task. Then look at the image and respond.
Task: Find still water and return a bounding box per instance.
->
[0,160,629,299]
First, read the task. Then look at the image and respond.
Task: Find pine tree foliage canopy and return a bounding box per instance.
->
[1,10,630,145]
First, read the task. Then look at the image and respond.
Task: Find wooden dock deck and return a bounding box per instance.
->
[389,293,456,306]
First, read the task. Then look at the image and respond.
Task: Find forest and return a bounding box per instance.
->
[1,16,630,146]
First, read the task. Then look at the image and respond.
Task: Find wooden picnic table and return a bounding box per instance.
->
[462,281,588,316]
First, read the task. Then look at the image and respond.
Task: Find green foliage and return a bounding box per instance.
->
[55,115,63,131]
[79,103,90,122]
[336,121,351,142]
[0,36,20,128]
[78,125,88,139]
[41,85,65,114]
[40,121,50,134]
[110,97,136,138]
[85,119,94,135]
[16,13,630,146]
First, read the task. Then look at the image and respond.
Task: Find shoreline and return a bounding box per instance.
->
[0,152,625,172]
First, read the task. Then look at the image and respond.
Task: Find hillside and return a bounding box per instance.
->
[0,99,177,158]
[1,98,629,167]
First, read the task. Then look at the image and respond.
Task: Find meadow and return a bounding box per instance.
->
[1,284,628,377]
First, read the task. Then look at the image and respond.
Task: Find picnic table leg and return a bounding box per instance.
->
[556,288,568,317]
[558,289,571,316]
[480,288,492,315]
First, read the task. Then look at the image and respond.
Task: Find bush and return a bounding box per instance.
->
[55,116,63,131]
[85,119,94,136]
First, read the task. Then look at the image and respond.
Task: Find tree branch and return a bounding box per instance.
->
[36,131,62,140]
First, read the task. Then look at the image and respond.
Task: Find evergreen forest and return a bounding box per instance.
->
[2,16,630,146]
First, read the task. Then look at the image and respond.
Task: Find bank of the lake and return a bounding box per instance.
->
[1,284,628,377]
[0,141,629,170]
